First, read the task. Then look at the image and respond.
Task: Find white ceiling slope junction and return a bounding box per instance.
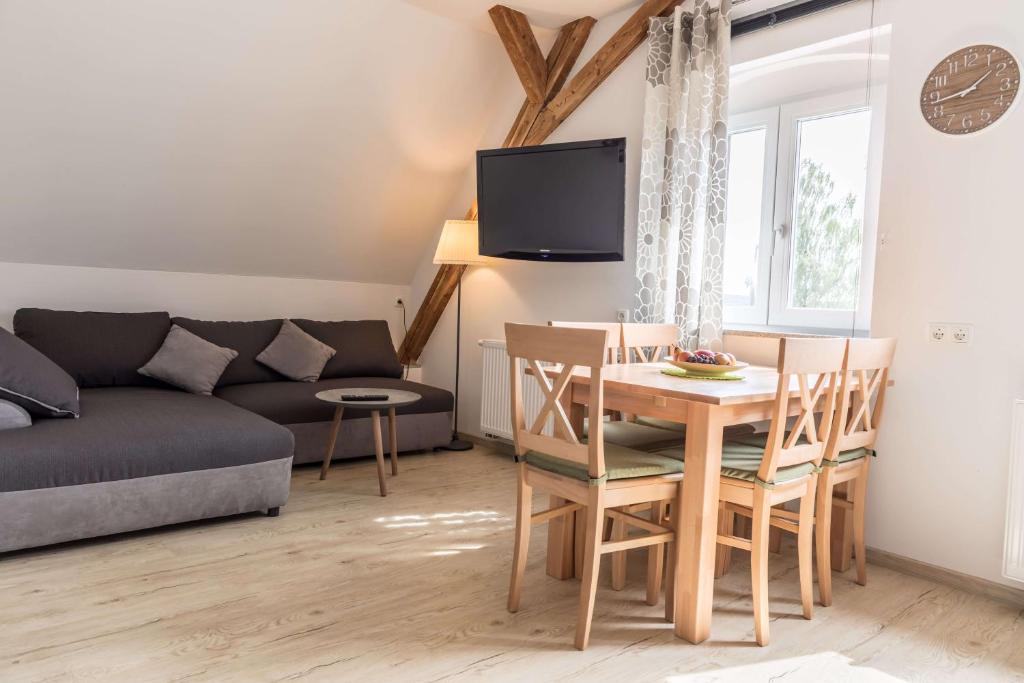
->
[0,0,517,283]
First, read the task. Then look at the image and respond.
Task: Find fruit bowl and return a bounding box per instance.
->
[663,358,749,376]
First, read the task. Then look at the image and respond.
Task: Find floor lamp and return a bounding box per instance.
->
[433,219,487,451]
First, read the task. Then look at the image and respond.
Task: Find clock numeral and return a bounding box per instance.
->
[949,61,960,75]
[996,61,1008,74]
[980,109,992,123]
[933,74,948,88]
[996,93,1007,107]
[965,52,979,68]
[1001,77,1015,91]
[946,113,956,129]
[962,114,973,129]
[932,105,944,118]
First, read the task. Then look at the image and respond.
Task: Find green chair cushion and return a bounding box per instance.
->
[823,446,871,466]
[654,432,821,488]
[635,416,685,433]
[592,420,684,451]
[525,442,684,484]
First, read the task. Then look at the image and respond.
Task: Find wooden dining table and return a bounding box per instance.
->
[543,361,875,644]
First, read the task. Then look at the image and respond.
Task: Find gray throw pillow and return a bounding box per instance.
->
[0,327,80,418]
[256,319,337,382]
[138,325,239,395]
[0,399,32,430]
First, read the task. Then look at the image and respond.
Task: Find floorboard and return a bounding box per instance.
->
[1,447,1022,682]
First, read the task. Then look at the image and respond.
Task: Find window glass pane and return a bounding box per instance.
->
[789,109,871,311]
[723,127,767,308]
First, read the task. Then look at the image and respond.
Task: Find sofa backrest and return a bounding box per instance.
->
[292,319,403,379]
[13,310,404,388]
[14,309,172,388]
[172,317,286,387]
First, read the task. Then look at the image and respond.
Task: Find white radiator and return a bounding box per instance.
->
[1004,400,1024,583]
[479,339,551,441]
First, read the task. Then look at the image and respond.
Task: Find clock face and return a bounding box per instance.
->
[921,45,1020,135]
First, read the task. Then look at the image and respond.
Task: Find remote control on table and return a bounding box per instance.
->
[340,394,389,401]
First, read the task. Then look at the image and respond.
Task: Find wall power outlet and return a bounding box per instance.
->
[616,309,629,323]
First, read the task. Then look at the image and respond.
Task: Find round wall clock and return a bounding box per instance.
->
[920,44,1020,135]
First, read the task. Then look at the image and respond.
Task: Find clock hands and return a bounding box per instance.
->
[933,69,993,103]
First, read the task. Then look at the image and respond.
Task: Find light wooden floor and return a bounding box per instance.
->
[2,446,1023,683]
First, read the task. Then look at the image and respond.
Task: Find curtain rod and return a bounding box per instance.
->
[730,0,863,37]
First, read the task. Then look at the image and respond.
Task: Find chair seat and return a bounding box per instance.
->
[585,420,683,451]
[525,442,684,483]
[654,432,823,488]
[636,416,758,438]
[824,446,871,466]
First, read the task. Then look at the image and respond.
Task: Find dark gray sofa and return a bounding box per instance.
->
[0,309,454,553]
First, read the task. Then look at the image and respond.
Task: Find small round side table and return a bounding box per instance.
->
[315,388,421,497]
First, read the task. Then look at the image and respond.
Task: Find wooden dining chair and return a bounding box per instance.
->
[656,336,845,645]
[505,323,684,650]
[548,321,681,453]
[815,337,896,606]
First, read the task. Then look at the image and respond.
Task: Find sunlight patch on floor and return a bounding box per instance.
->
[666,652,905,682]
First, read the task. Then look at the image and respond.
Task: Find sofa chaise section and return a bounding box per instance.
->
[0,387,294,553]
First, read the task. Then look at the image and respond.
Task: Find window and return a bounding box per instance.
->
[723,91,880,331]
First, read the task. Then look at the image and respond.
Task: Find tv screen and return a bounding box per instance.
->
[476,138,625,262]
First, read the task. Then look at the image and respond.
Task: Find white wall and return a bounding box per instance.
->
[412,0,1024,588]
[867,0,1024,588]
[0,262,409,344]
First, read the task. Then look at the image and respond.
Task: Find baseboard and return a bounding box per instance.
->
[867,547,1024,609]
[460,432,516,457]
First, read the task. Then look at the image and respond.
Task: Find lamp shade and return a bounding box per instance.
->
[433,220,488,266]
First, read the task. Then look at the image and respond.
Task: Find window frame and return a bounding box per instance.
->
[722,107,780,327]
[724,88,886,333]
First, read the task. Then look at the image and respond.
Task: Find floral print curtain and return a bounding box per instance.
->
[633,0,731,350]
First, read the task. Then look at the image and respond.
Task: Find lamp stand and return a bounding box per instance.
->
[443,271,473,451]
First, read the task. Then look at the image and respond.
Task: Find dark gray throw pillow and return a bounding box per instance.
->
[0,399,31,430]
[0,327,80,418]
[138,325,239,395]
[256,319,336,382]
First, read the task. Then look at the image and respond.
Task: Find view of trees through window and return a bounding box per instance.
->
[790,159,863,310]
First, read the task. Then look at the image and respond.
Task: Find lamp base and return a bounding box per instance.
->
[442,437,474,452]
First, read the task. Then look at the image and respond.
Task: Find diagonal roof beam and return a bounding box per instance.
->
[488,5,549,103]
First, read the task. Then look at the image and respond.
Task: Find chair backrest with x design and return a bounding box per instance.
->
[758,337,847,484]
[506,323,609,480]
[824,337,897,461]
[621,323,678,363]
[548,321,623,364]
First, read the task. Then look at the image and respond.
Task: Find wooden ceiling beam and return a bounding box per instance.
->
[525,0,684,145]
[504,15,596,148]
[488,5,549,103]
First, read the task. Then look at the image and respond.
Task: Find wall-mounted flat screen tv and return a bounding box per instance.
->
[476,138,625,262]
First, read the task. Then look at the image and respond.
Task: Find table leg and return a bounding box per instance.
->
[546,394,586,580]
[546,495,576,579]
[371,410,387,497]
[673,402,724,643]
[320,406,344,480]
[388,407,399,476]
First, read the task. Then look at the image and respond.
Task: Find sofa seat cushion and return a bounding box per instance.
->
[525,443,684,483]
[214,377,454,425]
[0,387,294,493]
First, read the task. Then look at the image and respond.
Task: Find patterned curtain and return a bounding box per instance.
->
[633,1,731,350]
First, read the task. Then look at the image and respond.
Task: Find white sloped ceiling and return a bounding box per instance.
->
[0,0,527,283]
